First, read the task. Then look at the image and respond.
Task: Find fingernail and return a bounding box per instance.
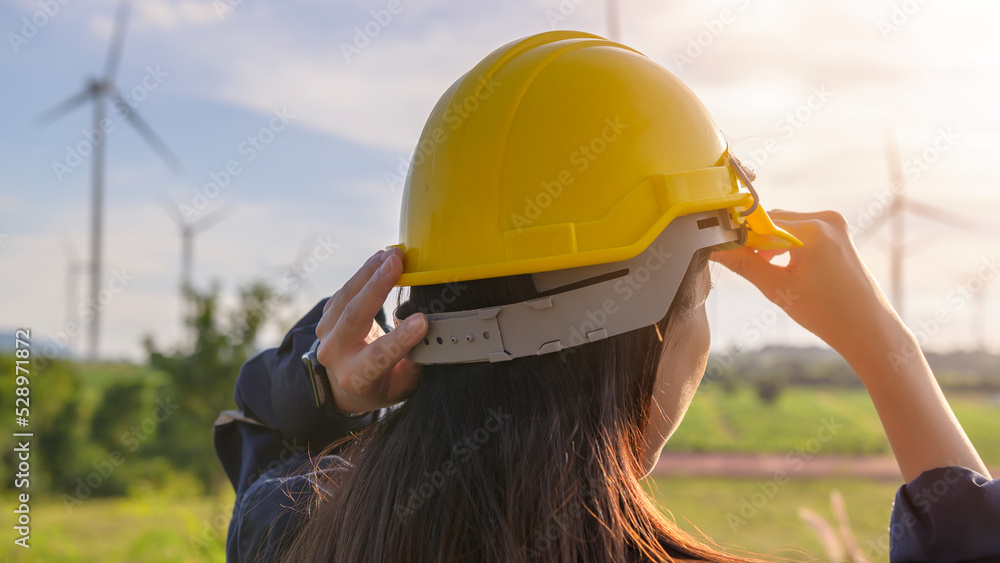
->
[378,255,395,276]
[407,314,426,332]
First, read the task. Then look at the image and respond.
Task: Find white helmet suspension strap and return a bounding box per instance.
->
[396,209,744,365]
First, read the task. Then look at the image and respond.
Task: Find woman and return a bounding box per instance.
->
[215,31,998,562]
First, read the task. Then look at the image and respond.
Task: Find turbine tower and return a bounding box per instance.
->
[160,198,234,344]
[59,235,89,357]
[605,0,620,41]
[962,273,990,351]
[855,123,982,321]
[37,0,181,360]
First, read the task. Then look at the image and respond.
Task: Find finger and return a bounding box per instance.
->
[325,249,388,315]
[766,209,819,222]
[339,313,428,397]
[383,358,424,404]
[334,358,423,413]
[710,246,781,292]
[317,249,389,337]
[326,249,383,308]
[754,248,788,263]
[317,320,386,372]
[337,252,404,342]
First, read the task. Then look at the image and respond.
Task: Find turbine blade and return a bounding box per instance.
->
[905,198,984,234]
[903,234,941,258]
[157,193,186,227]
[103,0,134,82]
[36,89,92,126]
[112,91,183,173]
[271,233,319,290]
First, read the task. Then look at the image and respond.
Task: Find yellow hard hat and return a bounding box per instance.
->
[395,30,800,288]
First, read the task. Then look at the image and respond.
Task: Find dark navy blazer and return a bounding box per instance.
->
[215,299,1000,562]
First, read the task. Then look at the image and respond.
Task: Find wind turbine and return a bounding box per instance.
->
[273,233,324,301]
[262,233,327,332]
[59,235,89,357]
[37,0,182,360]
[959,272,990,352]
[160,198,235,344]
[973,285,989,352]
[855,123,983,321]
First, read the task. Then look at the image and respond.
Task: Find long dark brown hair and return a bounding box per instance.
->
[280,248,754,562]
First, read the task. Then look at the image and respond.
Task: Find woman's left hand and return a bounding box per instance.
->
[314,248,428,414]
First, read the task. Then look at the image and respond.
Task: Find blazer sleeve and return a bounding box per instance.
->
[889,465,1000,561]
[215,300,388,562]
[214,299,391,558]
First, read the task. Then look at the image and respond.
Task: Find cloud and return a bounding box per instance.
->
[87,0,220,38]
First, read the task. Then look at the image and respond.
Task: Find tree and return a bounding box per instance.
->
[755,377,785,405]
[0,356,86,494]
[144,281,286,492]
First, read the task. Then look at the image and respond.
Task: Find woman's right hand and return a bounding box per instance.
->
[710,209,905,362]
[713,209,992,482]
[314,248,428,414]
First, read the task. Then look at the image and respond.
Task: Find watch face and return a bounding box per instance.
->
[302,346,330,409]
[301,339,373,417]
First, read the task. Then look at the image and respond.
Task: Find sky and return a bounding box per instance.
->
[1,0,999,362]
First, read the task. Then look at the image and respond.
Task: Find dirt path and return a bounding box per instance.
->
[650,453,996,482]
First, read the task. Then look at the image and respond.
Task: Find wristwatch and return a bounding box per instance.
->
[301,339,371,417]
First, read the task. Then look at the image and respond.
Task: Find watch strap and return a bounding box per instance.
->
[301,338,374,417]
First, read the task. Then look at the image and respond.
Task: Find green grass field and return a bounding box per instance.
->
[2,386,994,561]
[646,476,900,561]
[2,489,233,563]
[2,478,900,562]
[667,385,1000,465]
